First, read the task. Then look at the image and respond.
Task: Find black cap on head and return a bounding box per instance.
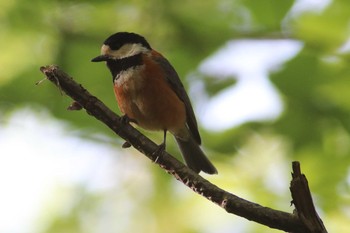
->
[103,32,152,50]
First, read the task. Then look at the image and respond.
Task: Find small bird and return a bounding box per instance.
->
[91,32,217,174]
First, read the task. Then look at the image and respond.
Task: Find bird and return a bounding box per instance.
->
[91,32,217,174]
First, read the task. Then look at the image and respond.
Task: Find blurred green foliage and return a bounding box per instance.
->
[1,0,350,232]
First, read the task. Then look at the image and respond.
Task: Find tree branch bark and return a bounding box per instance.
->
[290,162,328,233]
[39,65,326,233]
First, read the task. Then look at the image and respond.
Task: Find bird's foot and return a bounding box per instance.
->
[120,114,137,125]
[120,115,137,148]
[153,142,166,163]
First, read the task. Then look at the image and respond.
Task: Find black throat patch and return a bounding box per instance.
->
[106,54,143,81]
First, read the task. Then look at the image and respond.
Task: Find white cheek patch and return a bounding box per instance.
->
[128,44,148,57]
[105,44,148,59]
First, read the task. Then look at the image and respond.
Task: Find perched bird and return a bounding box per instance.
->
[91,32,217,174]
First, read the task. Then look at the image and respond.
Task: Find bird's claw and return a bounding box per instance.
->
[153,143,165,163]
[120,115,137,125]
[119,115,136,149]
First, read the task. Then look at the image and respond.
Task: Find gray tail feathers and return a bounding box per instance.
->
[175,137,218,174]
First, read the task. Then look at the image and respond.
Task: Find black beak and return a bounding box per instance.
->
[91,55,109,62]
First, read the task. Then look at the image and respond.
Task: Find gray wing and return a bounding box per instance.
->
[154,55,202,144]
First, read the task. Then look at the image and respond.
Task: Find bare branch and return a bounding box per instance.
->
[290,162,328,233]
[39,65,316,232]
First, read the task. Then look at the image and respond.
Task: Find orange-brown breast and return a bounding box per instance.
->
[113,54,187,136]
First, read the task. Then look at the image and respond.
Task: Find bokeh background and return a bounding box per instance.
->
[1,0,350,232]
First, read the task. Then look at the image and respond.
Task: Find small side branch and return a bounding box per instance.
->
[290,162,328,233]
[39,65,326,233]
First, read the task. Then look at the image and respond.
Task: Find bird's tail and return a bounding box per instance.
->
[175,137,217,174]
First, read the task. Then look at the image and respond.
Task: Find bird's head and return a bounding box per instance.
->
[91,32,151,62]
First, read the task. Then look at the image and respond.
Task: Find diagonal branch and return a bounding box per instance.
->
[39,65,311,232]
